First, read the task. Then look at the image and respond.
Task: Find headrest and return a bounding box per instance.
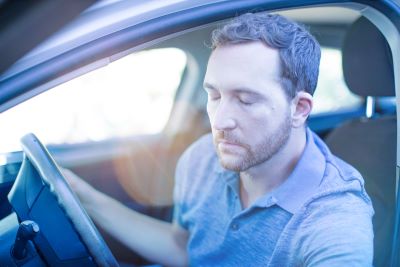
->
[342,16,395,97]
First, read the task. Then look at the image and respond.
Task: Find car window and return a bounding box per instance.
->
[312,47,362,114]
[0,48,187,153]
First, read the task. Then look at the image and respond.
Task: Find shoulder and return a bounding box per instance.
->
[173,133,223,228]
[312,129,372,204]
[174,133,220,200]
[175,132,218,176]
[303,189,373,225]
[181,132,215,159]
[321,154,372,206]
[295,190,374,266]
[270,189,373,266]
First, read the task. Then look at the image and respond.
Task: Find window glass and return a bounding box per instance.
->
[0,48,187,153]
[312,47,362,114]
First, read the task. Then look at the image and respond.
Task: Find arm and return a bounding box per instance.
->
[63,169,189,267]
[300,192,374,267]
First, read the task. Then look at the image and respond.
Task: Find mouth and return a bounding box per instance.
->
[217,138,241,145]
[217,139,244,152]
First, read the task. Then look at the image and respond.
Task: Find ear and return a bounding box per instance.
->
[290,91,313,128]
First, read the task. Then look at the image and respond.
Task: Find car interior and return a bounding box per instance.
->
[325,16,396,267]
[0,2,398,267]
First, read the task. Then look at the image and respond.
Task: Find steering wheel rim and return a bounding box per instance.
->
[14,133,119,267]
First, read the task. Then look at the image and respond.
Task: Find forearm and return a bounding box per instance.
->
[63,168,188,266]
[84,189,188,267]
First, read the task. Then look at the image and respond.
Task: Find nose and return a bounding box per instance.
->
[209,100,237,131]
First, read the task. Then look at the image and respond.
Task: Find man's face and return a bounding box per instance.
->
[203,42,292,172]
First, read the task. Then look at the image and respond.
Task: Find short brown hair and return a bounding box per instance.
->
[211,13,321,98]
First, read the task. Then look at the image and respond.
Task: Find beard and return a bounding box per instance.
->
[213,112,292,172]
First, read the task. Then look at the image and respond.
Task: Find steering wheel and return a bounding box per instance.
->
[8,133,119,267]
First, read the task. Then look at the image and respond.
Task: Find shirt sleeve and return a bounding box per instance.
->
[172,147,191,230]
[300,191,374,267]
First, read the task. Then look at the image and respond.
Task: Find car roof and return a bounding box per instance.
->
[0,0,226,80]
[0,0,364,80]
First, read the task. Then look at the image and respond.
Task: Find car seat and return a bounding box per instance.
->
[324,16,396,267]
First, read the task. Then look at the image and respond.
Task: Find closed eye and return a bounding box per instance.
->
[238,95,256,105]
[208,93,221,101]
[239,99,253,105]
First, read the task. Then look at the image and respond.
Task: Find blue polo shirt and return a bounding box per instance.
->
[173,128,374,266]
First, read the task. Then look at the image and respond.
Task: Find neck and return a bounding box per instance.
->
[239,127,307,209]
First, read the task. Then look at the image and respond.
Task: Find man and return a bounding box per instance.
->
[65,12,373,266]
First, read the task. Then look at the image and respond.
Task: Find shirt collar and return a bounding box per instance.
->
[218,167,240,196]
[257,128,326,214]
